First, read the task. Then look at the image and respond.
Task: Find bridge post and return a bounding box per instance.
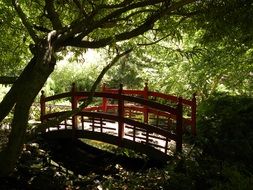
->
[101,83,107,112]
[176,97,183,152]
[191,93,197,136]
[40,90,45,123]
[118,84,124,145]
[71,83,78,129]
[143,82,149,124]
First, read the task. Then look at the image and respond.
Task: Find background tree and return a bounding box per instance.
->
[102,0,253,99]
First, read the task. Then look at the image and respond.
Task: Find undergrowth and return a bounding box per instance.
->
[0,94,252,189]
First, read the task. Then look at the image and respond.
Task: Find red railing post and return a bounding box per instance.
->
[176,97,183,152]
[71,83,78,129]
[118,84,124,145]
[191,93,197,136]
[143,82,149,124]
[102,83,107,112]
[40,90,45,123]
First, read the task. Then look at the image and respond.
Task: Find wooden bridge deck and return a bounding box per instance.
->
[45,116,176,153]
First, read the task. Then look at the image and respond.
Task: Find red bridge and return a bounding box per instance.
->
[40,83,196,162]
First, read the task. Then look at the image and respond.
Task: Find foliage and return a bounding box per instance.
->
[0,130,10,152]
[104,57,144,89]
[3,140,252,190]
[0,2,30,76]
[195,0,253,46]
[102,17,253,99]
[49,63,102,94]
[197,94,253,171]
[213,165,253,190]
[0,143,70,190]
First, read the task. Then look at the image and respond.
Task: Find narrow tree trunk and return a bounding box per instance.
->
[0,57,38,122]
[0,102,31,175]
[0,44,55,176]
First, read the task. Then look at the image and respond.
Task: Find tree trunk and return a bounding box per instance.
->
[0,102,31,175]
[0,43,55,176]
[0,56,39,122]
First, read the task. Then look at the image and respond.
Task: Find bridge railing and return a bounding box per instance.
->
[100,83,196,135]
[40,83,196,153]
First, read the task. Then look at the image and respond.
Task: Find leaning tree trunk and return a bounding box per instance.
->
[0,56,39,122]
[0,42,55,177]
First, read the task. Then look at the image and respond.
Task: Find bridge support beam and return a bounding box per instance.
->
[101,83,108,112]
[143,82,149,124]
[118,84,124,146]
[191,93,197,136]
[71,83,78,129]
[176,97,183,152]
[40,90,45,123]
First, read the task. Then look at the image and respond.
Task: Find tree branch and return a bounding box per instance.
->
[55,0,167,46]
[97,0,134,9]
[137,17,188,46]
[12,0,39,43]
[61,0,197,48]
[170,0,197,11]
[45,0,62,30]
[33,24,51,33]
[73,0,88,17]
[0,76,18,85]
[80,48,133,108]
[64,11,161,48]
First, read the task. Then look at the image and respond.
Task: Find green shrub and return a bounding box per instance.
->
[213,165,253,190]
[197,94,253,171]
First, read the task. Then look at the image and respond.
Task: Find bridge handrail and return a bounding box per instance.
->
[42,88,195,110]
[41,92,179,116]
[102,83,196,135]
[43,92,71,102]
[103,84,195,105]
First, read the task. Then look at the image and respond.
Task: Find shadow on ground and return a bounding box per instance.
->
[42,138,166,175]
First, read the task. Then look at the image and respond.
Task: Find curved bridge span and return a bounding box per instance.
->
[40,83,196,161]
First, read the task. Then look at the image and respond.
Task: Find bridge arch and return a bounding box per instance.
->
[43,130,170,162]
[39,83,196,159]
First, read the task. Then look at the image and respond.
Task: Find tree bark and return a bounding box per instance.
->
[0,102,31,176]
[0,43,55,177]
[0,57,38,122]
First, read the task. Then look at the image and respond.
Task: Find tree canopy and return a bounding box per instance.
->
[0,0,253,177]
